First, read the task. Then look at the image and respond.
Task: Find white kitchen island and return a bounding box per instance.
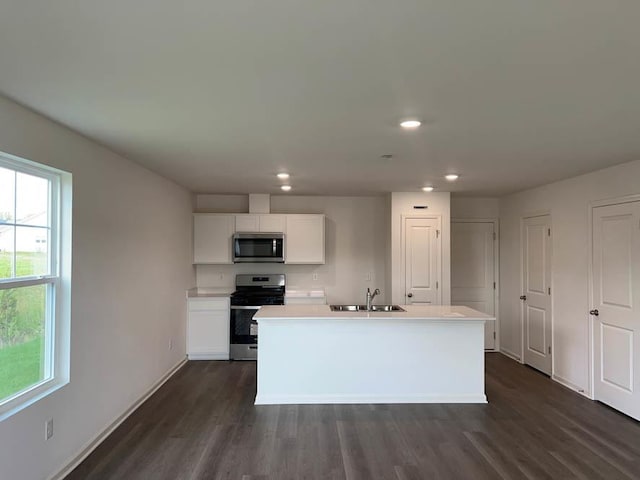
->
[253,305,494,405]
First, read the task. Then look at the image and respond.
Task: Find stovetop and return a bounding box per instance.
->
[231,274,285,306]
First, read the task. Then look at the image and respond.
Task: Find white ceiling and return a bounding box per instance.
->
[1,0,639,196]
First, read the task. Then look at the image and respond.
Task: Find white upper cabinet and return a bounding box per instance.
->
[193,213,324,264]
[193,214,235,264]
[259,214,286,233]
[235,214,285,233]
[235,215,260,232]
[285,214,325,264]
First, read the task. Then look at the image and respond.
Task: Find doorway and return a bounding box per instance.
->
[402,216,442,305]
[591,200,640,420]
[521,214,553,375]
[451,220,498,350]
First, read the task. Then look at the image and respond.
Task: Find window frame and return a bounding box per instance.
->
[0,152,71,421]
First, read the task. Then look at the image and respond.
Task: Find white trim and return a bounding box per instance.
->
[187,353,229,360]
[587,201,596,402]
[552,374,592,399]
[49,358,187,480]
[0,151,72,419]
[590,193,640,209]
[451,218,500,351]
[255,393,487,405]
[0,276,57,288]
[500,348,522,363]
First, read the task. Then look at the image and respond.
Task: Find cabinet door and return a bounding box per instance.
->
[193,214,235,264]
[187,298,230,359]
[235,215,260,232]
[259,214,285,233]
[285,215,325,264]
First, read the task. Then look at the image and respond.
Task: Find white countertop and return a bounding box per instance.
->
[186,287,233,298]
[255,304,494,321]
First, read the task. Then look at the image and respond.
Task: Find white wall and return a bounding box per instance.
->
[0,95,195,480]
[196,195,390,304]
[196,194,248,213]
[390,192,451,305]
[500,158,640,395]
[451,197,499,219]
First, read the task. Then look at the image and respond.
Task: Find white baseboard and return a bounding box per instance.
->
[254,393,487,405]
[50,357,188,480]
[188,353,229,360]
[552,374,591,399]
[500,348,521,362]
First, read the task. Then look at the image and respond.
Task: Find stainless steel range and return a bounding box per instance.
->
[229,274,285,360]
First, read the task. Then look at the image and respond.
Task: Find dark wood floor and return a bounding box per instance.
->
[66,354,640,480]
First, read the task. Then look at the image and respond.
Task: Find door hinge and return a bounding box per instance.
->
[548,228,551,237]
[436,229,440,238]
[436,281,439,289]
[493,282,496,289]
[548,287,551,295]
[548,346,551,354]
[493,331,496,340]
[493,232,496,241]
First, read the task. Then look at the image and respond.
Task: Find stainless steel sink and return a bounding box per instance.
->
[330,304,405,312]
[369,305,405,312]
[330,304,367,311]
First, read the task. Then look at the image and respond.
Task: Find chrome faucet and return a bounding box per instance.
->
[366,288,381,311]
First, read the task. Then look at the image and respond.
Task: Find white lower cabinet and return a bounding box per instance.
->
[187,297,230,360]
[285,293,327,305]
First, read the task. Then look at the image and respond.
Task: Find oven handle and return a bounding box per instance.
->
[230,306,262,310]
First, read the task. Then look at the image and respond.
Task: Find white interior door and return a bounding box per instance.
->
[592,201,640,420]
[521,215,552,375]
[452,222,496,349]
[404,217,441,305]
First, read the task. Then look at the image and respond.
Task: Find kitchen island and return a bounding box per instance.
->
[253,305,494,405]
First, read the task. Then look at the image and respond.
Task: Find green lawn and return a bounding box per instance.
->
[0,336,44,399]
[0,250,47,277]
[1,250,47,400]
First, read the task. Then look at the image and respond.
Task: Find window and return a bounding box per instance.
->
[0,152,71,419]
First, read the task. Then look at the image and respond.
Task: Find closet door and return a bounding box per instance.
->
[592,201,640,420]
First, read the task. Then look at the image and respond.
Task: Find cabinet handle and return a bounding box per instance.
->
[589,309,599,316]
[407,293,413,298]
[519,295,527,301]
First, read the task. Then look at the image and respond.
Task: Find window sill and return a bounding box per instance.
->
[0,377,69,422]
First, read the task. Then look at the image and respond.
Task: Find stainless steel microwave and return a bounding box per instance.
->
[232,233,285,263]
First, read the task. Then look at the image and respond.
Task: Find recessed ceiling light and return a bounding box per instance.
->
[422,186,434,192]
[400,120,421,129]
[277,172,290,180]
[280,185,292,192]
[445,174,459,181]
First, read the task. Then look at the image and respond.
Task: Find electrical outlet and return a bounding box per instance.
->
[366,272,372,281]
[45,418,53,440]
[312,273,318,281]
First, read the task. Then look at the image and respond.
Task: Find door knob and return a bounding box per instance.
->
[407,293,413,298]
[519,295,527,301]
[589,309,599,316]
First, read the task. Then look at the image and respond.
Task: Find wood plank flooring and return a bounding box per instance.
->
[66,354,640,480]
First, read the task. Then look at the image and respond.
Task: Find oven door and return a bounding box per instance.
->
[230,306,260,345]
